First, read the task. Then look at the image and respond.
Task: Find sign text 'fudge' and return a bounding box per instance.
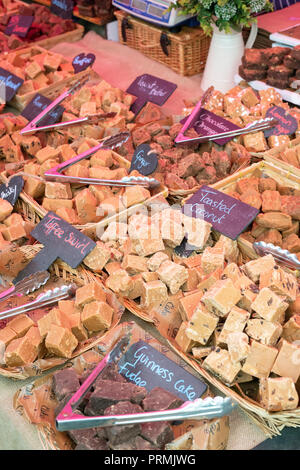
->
[130,144,158,176]
[183,185,259,240]
[0,176,24,206]
[264,106,298,138]
[127,74,177,115]
[118,340,207,401]
[13,212,96,284]
[21,93,64,126]
[5,15,34,38]
[180,109,240,146]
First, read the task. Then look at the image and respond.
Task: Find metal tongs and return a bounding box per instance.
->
[44,132,160,190]
[0,283,77,321]
[56,336,235,431]
[0,271,50,303]
[254,241,300,270]
[175,86,278,145]
[20,76,116,136]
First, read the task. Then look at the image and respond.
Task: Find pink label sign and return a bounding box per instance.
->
[5,15,34,37]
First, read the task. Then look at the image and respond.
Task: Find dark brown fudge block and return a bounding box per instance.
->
[97,364,127,384]
[75,437,109,450]
[111,436,156,450]
[104,401,143,445]
[142,387,183,411]
[52,368,80,401]
[283,55,300,69]
[266,76,289,89]
[268,65,294,80]
[263,47,290,61]
[85,380,146,415]
[140,421,174,449]
[291,45,300,62]
[239,66,267,81]
[242,49,267,69]
[67,427,105,446]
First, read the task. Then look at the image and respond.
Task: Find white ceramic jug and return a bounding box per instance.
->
[201,23,258,93]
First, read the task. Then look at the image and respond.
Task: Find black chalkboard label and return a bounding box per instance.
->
[0,176,24,206]
[50,0,74,19]
[127,74,177,115]
[21,93,64,126]
[13,212,96,284]
[0,67,24,102]
[183,185,259,240]
[72,53,95,74]
[130,144,158,176]
[118,340,207,401]
[264,106,298,138]
[5,15,34,38]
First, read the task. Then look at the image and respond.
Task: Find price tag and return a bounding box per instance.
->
[264,106,298,138]
[118,340,207,401]
[127,74,177,115]
[0,176,24,206]
[0,67,23,102]
[21,93,64,126]
[50,0,74,19]
[183,185,259,240]
[13,212,96,284]
[5,15,34,37]
[130,144,158,176]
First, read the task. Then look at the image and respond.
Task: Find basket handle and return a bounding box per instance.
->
[121,17,132,42]
[160,32,170,56]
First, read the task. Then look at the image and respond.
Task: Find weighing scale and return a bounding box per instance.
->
[112,0,195,27]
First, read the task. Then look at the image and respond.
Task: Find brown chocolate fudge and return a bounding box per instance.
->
[104,401,143,445]
[239,66,267,81]
[85,380,147,415]
[263,47,290,61]
[242,49,267,69]
[75,436,109,450]
[140,421,174,449]
[283,55,300,69]
[142,387,183,411]
[268,65,294,80]
[291,45,300,62]
[266,76,289,89]
[111,436,156,450]
[52,368,80,401]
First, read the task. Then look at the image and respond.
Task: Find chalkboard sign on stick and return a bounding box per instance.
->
[0,176,24,206]
[5,15,34,38]
[130,144,158,176]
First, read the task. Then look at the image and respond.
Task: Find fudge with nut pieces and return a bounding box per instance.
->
[203,349,241,385]
[143,387,183,411]
[259,377,299,411]
[242,340,278,379]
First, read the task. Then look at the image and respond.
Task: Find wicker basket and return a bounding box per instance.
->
[1,149,168,239]
[0,244,124,380]
[253,136,300,179]
[115,10,210,77]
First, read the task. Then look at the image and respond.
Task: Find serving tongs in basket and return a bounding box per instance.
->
[44,132,160,190]
[56,336,235,431]
[175,86,278,145]
[20,76,116,136]
[253,241,300,270]
[0,282,78,321]
[0,271,50,303]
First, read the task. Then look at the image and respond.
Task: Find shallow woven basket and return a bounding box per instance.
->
[0,244,123,379]
[115,10,210,77]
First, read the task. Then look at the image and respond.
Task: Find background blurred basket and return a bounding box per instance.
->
[115,10,210,77]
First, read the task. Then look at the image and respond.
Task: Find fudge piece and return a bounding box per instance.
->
[183,216,211,250]
[69,313,88,342]
[97,364,127,383]
[240,189,262,210]
[45,324,78,358]
[217,306,250,346]
[0,199,13,222]
[239,66,267,81]
[157,260,188,294]
[202,279,242,317]
[203,349,241,385]
[104,401,143,445]
[242,49,266,69]
[251,287,289,323]
[81,301,113,332]
[243,255,276,283]
[245,319,282,346]
[282,315,300,343]
[255,212,292,231]
[266,77,289,89]
[75,437,109,450]
[121,255,148,274]
[0,327,17,346]
[105,269,133,295]
[75,282,106,308]
[227,332,250,364]
[86,381,146,415]
[185,304,218,345]
[201,246,225,275]
[268,65,293,80]
[52,368,80,401]
[259,267,297,302]
[175,322,197,353]
[4,336,38,367]
[271,339,300,383]
[243,132,268,152]
[147,252,169,272]
[142,387,183,411]
[140,421,174,449]
[259,377,299,411]
[7,314,34,338]
[110,436,156,450]
[141,280,168,309]
[242,341,278,379]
